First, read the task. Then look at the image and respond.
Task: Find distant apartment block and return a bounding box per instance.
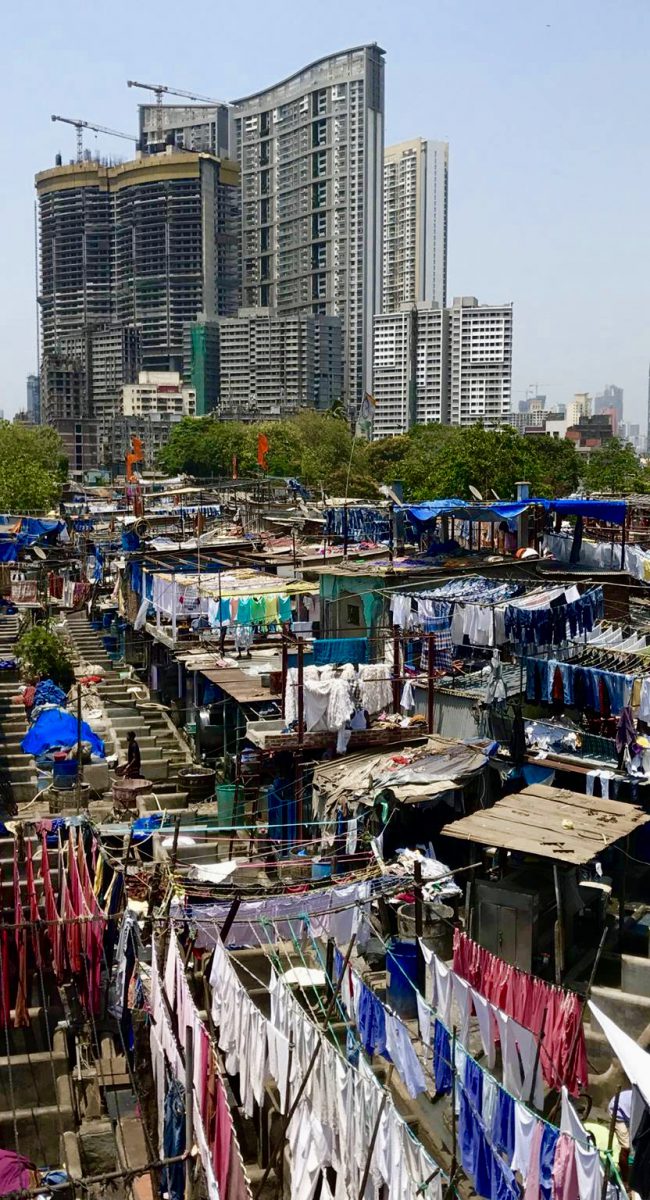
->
[382,139,448,312]
[448,297,513,427]
[218,308,343,420]
[231,45,385,411]
[121,371,196,418]
[26,375,41,423]
[372,297,512,435]
[373,303,447,437]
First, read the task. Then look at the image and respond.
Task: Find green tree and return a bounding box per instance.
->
[526,435,581,497]
[0,423,63,512]
[17,626,74,690]
[582,438,644,494]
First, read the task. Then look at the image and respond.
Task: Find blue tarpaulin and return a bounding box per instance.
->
[404,499,531,525]
[0,518,66,546]
[0,542,18,562]
[531,497,627,525]
[21,708,105,758]
[33,680,67,709]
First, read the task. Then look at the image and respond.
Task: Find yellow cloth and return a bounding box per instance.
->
[265,595,279,624]
[93,853,104,899]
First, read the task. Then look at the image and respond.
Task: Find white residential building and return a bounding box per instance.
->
[566,392,592,426]
[218,308,342,420]
[231,45,385,412]
[372,304,447,437]
[372,297,512,436]
[382,139,448,312]
[121,371,196,418]
[448,297,513,427]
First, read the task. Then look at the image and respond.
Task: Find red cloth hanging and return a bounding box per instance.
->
[25,840,42,970]
[40,833,62,981]
[13,852,29,1029]
[0,868,10,1027]
[453,928,588,1095]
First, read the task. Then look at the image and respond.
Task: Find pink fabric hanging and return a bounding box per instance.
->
[453,929,588,1095]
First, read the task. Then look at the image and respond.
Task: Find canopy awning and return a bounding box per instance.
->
[440,783,649,864]
[403,500,530,526]
[531,497,627,524]
[402,497,627,527]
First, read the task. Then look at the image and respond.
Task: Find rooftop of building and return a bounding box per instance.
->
[231,43,386,105]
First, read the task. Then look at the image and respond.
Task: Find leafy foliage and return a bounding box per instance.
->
[157,414,591,502]
[0,423,64,512]
[17,626,74,690]
[581,438,645,494]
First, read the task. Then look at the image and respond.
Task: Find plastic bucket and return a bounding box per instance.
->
[311,857,332,882]
[386,938,418,1020]
[216,784,236,828]
[53,760,78,790]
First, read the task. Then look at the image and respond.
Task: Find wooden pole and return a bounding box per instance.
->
[220,896,241,945]
[357,1078,391,1199]
[527,1003,547,1107]
[450,1025,458,1177]
[553,863,565,984]
[414,859,425,993]
[601,1087,621,1200]
[343,505,349,558]
[427,633,436,734]
[185,1025,194,1200]
[392,625,401,711]
[253,935,357,1199]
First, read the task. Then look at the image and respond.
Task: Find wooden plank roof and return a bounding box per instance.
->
[440,783,650,864]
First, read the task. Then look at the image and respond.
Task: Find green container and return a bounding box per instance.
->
[216,784,237,828]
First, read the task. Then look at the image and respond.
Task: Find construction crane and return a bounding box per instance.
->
[51,114,137,163]
[127,80,228,147]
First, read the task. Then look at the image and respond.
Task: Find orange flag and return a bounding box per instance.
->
[257,433,269,470]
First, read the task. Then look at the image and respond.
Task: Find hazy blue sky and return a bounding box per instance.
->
[3,0,649,422]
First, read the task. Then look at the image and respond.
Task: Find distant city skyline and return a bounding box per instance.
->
[3,0,650,422]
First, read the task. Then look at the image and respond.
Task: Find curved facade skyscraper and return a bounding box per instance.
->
[231,45,385,413]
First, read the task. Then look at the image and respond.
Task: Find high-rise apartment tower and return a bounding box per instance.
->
[231,45,385,411]
[382,139,448,311]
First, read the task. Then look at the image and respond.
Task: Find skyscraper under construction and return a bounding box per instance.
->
[35,149,240,464]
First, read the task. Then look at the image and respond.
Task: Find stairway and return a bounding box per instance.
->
[0,612,38,807]
[62,612,193,806]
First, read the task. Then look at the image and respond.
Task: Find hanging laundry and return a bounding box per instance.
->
[453,929,588,1094]
[433,1020,453,1094]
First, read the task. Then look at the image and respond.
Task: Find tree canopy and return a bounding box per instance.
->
[0,423,65,513]
[157,413,592,502]
[581,438,646,494]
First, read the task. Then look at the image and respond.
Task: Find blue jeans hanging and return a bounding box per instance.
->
[162,1077,186,1200]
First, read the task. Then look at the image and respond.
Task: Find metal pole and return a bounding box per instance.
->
[297,638,304,744]
[75,683,83,812]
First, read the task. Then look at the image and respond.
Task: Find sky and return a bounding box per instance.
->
[2,0,649,423]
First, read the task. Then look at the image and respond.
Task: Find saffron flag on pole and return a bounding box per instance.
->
[257,433,269,470]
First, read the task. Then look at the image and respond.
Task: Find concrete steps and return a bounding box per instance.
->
[61,612,193,797]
